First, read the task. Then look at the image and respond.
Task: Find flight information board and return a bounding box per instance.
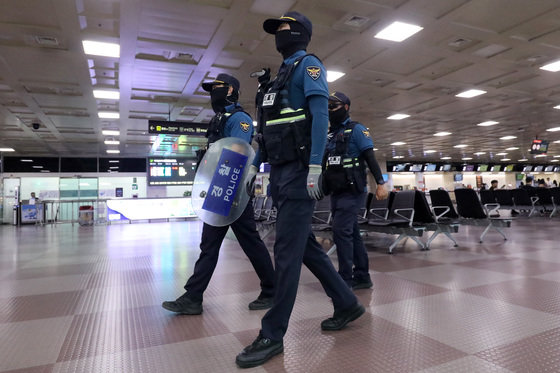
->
[148,157,197,185]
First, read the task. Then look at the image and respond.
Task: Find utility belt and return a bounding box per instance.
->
[323,156,366,195]
[261,104,312,166]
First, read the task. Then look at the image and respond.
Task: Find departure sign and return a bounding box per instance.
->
[530,139,549,154]
[148,157,196,185]
[148,120,207,136]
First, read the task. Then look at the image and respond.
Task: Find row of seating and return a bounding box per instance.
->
[480,187,559,218]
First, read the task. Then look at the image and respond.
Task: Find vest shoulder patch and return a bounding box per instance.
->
[306,66,321,80]
[240,121,250,132]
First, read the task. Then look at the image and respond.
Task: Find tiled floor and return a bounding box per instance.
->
[1,216,559,373]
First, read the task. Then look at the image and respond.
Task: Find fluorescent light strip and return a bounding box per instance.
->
[98,112,119,119]
[552,159,559,162]
[32,165,43,168]
[518,158,528,161]
[546,126,560,132]
[456,89,486,98]
[93,90,120,100]
[554,105,560,109]
[440,156,451,160]
[102,130,120,136]
[387,113,410,120]
[106,149,120,154]
[82,40,120,58]
[500,158,511,161]
[20,159,33,162]
[390,141,406,146]
[109,160,120,163]
[0,147,15,152]
[375,21,423,42]
[535,154,547,158]
[505,147,519,151]
[326,71,345,82]
[434,132,451,136]
[500,136,517,140]
[474,152,486,155]
[462,157,472,160]
[104,140,120,145]
[540,59,560,72]
[477,121,499,127]
[454,144,468,148]
[392,155,404,159]
[496,152,508,156]
[424,150,437,154]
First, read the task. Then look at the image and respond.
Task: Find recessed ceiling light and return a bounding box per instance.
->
[518,158,528,161]
[500,158,511,161]
[552,159,559,162]
[454,144,468,148]
[20,159,33,162]
[391,141,406,146]
[104,140,120,145]
[326,71,345,82]
[0,147,15,152]
[40,170,50,173]
[554,105,560,109]
[546,126,560,132]
[252,121,257,126]
[500,135,517,140]
[474,152,486,155]
[505,147,519,150]
[496,152,508,156]
[424,150,437,153]
[554,140,560,144]
[553,155,560,158]
[434,131,452,136]
[374,21,423,42]
[102,130,120,136]
[109,160,120,163]
[93,90,120,100]
[440,156,451,160]
[456,89,486,98]
[98,112,119,119]
[535,154,547,158]
[106,149,120,154]
[387,113,410,120]
[109,166,119,169]
[82,40,120,58]
[393,155,404,159]
[462,157,472,160]
[540,59,560,72]
[477,120,499,126]
[373,148,378,151]
[32,165,43,168]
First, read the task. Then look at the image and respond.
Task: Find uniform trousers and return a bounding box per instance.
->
[184,200,275,302]
[330,191,370,286]
[261,161,358,341]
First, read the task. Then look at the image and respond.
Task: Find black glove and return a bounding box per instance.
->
[257,68,271,85]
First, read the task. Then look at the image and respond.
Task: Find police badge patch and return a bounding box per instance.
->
[362,130,371,138]
[240,122,250,132]
[306,66,321,80]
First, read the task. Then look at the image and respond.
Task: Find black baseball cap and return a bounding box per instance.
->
[201,73,240,92]
[329,91,351,106]
[263,11,312,36]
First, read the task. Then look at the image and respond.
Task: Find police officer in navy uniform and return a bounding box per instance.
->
[236,13,364,369]
[162,73,275,315]
[324,91,388,290]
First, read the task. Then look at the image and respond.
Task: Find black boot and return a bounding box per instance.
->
[236,332,283,368]
[321,302,365,331]
[161,293,202,315]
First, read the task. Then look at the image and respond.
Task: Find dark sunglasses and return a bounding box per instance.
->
[328,102,343,110]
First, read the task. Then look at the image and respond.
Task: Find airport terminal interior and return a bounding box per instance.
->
[1,0,560,372]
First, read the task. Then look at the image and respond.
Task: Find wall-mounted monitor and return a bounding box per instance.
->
[530,139,549,154]
[440,164,452,171]
[462,165,474,172]
[423,163,437,172]
[392,164,407,172]
[555,166,560,172]
[505,164,514,172]
[147,157,197,186]
[545,166,554,172]
[409,164,423,172]
[491,165,501,172]
[516,173,525,180]
[534,166,544,172]
[454,173,463,182]
[523,165,533,172]
[477,164,488,172]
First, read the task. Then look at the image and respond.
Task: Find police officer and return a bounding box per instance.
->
[323,91,388,290]
[236,13,364,369]
[162,73,275,315]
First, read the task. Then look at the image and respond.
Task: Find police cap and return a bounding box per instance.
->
[202,73,240,93]
[329,91,351,106]
[263,11,312,36]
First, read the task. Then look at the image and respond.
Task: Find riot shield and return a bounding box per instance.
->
[191,137,255,227]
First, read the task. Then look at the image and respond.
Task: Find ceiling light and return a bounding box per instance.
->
[40,170,50,173]
[20,159,33,162]
[546,126,560,132]
[554,140,560,144]
[424,150,437,153]
[98,112,119,119]
[102,130,120,136]
[500,135,517,140]
[104,140,120,145]
[434,131,452,137]
[109,160,120,163]
[552,159,559,162]
[440,156,451,160]
[518,158,528,161]
[454,144,468,148]
[387,113,410,120]
[496,152,508,156]
[82,40,120,58]
[553,155,560,158]
[554,105,560,109]
[374,21,423,42]
[393,155,404,159]
[477,121,499,127]
[462,157,472,160]
[539,59,560,72]
[500,158,511,161]
[0,147,15,152]
[32,165,43,168]
[106,149,120,154]
[505,147,519,151]
[109,166,119,169]
[253,121,257,126]
[391,141,406,145]
[535,154,547,158]
[456,89,486,98]
[326,71,345,82]
[474,152,486,155]
[93,90,120,100]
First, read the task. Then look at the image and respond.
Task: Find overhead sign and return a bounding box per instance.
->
[148,120,208,136]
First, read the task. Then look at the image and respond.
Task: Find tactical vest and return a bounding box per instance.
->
[259,54,317,165]
[322,121,367,195]
[205,106,246,145]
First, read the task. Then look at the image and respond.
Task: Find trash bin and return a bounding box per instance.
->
[78,205,94,226]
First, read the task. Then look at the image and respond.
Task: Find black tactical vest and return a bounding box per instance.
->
[205,105,246,145]
[258,54,318,165]
[322,121,367,195]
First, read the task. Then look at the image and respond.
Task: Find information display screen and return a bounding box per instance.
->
[424,163,437,172]
[148,157,197,186]
[545,166,554,172]
[491,165,501,172]
[393,164,407,172]
[477,164,488,172]
[534,166,544,172]
[463,165,474,171]
[505,164,514,172]
[440,164,451,171]
[523,165,533,172]
[530,139,549,154]
[409,164,423,172]
[454,173,463,182]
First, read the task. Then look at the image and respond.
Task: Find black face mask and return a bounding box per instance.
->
[328,106,348,129]
[210,86,231,113]
[275,24,310,59]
